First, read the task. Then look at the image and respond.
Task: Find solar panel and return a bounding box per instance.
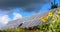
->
[20,9,56,28]
[1,18,27,29]
[1,8,57,30]
[20,12,48,28]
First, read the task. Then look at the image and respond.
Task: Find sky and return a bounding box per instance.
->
[0,0,60,28]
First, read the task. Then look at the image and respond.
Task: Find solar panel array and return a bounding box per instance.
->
[1,18,26,29]
[21,9,56,28]
[1,8,57,30]
[20,12,48,28]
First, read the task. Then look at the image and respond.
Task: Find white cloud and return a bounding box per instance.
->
[13,12,22,20]
[0,12,22,27]
[0,15,10,25]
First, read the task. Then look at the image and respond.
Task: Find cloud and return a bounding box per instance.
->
[0,0,51,12]
[0,9,13,14]
[13,12,22,20]
[0,15,10,25]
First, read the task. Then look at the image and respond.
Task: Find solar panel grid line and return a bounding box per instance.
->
[34,18,40,25]
[30,20,37,27]
[24,22,30,27]
[27,15,39,27]
[31,17,40,27]
[24,14,42,27]
[34,21,39,26]
[25,22,31,28]
[28,21,34,27]
[20,21,30,28]
[33,15,39,19]
[34,21,40,26]
[29,16,39,27]
[38,18,42,24]
[30,17,40,27]
[27,16,38,27]
[25,21,32,27]
[25,20,34,28]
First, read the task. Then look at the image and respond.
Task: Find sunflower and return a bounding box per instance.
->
[48,11,53,17]
[53,14,59,19]
[41,16,47,22]
[52,19,57,23]
[53,14,56,17]
[56,8,60,13]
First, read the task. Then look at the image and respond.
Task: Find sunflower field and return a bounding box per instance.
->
[39,8,60,32]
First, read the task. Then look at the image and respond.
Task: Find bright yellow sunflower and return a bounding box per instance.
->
[48,11,53,17]
[40,16,47,22]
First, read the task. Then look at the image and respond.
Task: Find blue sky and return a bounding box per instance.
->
[8,0,60,19]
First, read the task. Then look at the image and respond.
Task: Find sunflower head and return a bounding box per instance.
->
[41,16,47,22]
[48,11,53,17]
[52,19,57,23]
[56,8,60,13]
